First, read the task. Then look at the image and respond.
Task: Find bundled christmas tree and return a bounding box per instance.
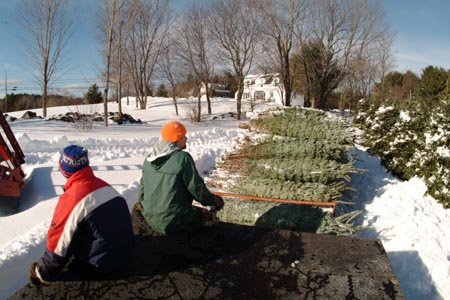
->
[212,107,361,235]
[232,108,357,203]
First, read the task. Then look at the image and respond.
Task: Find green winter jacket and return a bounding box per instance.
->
[139,140,214,234]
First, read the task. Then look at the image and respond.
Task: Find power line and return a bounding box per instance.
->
[4,77,103,85]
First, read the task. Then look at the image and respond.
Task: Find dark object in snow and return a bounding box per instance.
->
[111,112,142,124]
[210,112,237,120]
[9,206,403,300]
[92,115,104,122]
[44,111,142,124]
[21,111,38,119]
[2,114,17,122]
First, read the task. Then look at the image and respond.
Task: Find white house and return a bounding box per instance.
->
[199,83,230,98]
[237,73,304,106]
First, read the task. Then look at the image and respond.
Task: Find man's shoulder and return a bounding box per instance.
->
[172,150,193,160]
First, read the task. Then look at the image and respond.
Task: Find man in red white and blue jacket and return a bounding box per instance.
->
[29,145,134,283]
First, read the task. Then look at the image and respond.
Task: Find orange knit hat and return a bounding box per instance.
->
[161,121,187,142]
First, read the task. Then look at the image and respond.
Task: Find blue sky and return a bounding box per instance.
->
[382,0,450,74]
[0,0,450,97]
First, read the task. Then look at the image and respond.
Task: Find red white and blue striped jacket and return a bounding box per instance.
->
[38,166,134,281]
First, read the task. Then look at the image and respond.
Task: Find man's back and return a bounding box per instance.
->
[48,167,133,268]
[31,145,134,284]
[139,140,214,234]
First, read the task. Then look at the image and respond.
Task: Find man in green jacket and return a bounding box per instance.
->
[139,121,224,236]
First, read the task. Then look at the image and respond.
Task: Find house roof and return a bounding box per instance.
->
[244,73,281,85]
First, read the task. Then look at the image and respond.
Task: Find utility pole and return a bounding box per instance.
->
[4,67,7,112]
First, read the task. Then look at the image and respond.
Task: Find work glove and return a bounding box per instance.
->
[212,195,224,211]
[29,261,48,285]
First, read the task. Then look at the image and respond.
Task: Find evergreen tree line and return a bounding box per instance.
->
[1,93,84,113]
[1,84,102,113]
[373,65,450,105]
[354,78,450,208]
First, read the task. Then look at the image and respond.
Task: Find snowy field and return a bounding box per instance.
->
[0,97,448,300]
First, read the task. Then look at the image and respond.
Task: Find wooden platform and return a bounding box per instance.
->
[9,209,403,300]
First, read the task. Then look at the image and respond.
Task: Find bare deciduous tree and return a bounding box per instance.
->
[176,4,214,121]
[341,26,395,110]
[125,0,170,109]
[210,0,260,120]
[97,0,128,126]
[252,0,308,107]
[371,29,396,102]
[308,0,391,109]
[19,0,73,117]
[109,0,129,115]
[159,37,182,116]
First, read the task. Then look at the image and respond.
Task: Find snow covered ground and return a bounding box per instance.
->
[0,97,448,300]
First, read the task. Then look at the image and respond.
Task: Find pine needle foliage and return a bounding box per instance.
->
[355,97,449,208]
[213,107,362,236]
[252,108,353,145]
[234,178,347,202]
[232,107,357,203]
[248,157,355,184]
[216,198,325,233]
[244,138,346,161]
[316,210,361,236]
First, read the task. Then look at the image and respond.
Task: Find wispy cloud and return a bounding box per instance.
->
[393,42,450,74]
